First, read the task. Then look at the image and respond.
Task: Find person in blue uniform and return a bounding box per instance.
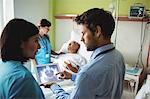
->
[34,19,60,65]
[0,18,45,99]
[43,8,125,99]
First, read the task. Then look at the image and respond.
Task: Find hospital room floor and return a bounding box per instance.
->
[122,90,135,99]
[122,81,135,99]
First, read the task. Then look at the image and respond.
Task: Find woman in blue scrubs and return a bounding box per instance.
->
[0,19,45,99]
[35,19,60,65]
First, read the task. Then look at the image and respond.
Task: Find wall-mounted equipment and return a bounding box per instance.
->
[129,3,145,19]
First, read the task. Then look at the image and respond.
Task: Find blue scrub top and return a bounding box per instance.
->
[35,36,51,65]
[0,60,45,99]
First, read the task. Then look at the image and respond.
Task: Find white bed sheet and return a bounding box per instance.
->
[52,53,87,72]
[56,53,86,65]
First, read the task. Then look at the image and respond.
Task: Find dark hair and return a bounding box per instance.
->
[75,8,115,38]
[39,19,51,40]
[39,19,51,27]
[0,18,39,62]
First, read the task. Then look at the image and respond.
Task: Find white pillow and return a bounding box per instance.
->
[70,29,82,42]
[59,42,68,53]
[59,39,73,53]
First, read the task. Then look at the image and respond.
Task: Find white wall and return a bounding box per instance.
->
[14,0,49,70]
[55,19,150,67]
[14,0,49,25]
[55,19,74,50]
[112,21,150,66]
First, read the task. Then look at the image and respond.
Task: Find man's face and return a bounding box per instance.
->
[80,25,97,51]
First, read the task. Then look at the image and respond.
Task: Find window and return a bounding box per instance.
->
[0,0,14,35]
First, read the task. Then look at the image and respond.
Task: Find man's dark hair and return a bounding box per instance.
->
[40,19,51,27]
[75,8,115,38]
[0,18,39,62]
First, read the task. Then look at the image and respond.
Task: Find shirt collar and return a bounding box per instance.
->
[90,43,115,60]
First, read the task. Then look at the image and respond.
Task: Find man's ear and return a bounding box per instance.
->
[95,26,102,38]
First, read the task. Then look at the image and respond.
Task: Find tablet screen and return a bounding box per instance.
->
[35,63,61,84]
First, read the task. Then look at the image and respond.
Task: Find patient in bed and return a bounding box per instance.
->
[53,40,87,72]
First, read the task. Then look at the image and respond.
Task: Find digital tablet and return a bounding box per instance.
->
[35,63,61,84]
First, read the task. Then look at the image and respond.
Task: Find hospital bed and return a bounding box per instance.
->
[33,29,93,99]
[135,75,150,99]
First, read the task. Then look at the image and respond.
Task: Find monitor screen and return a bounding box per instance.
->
[129,6,144,18]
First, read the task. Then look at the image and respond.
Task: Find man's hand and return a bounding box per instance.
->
[56,71,72,79]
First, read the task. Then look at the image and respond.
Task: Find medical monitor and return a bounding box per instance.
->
[129,6,145,19]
